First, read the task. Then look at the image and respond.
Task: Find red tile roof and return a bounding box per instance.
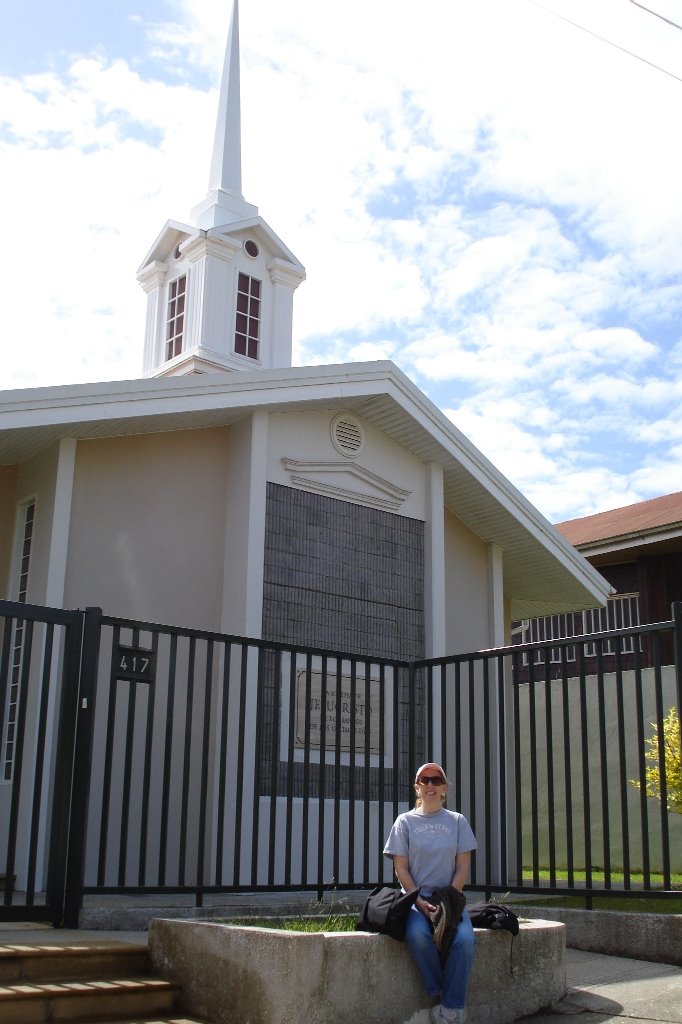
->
[556,490,682,547]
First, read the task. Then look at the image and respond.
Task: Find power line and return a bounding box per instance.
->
[530,0,682,84]
[629,0,682,32]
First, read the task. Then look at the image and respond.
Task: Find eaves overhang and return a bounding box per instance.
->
[0,361,611,619]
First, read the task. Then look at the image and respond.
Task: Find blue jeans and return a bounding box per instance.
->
[405,905,476,1011]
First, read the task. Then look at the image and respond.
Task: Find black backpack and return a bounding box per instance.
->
[468,901,519,935]
[468,902,519,974]
[355,885,419,941]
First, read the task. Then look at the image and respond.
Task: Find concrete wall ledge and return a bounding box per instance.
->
[519,906,682,967]
[149,917,566,1024]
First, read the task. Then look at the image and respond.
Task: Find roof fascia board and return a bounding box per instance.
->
[0,362,398,428]
[577,524,682,557]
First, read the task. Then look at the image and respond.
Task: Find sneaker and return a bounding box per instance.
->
[432,1008,465,1024]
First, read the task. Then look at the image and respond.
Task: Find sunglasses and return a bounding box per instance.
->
[417,775,446,786]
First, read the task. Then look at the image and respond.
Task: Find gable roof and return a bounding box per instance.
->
[556,490,682,554]
[0,360,611,619]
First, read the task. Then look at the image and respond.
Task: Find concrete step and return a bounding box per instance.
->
[0,942,149,983]
[75,1019,207,1024]
[0,974,181,1023]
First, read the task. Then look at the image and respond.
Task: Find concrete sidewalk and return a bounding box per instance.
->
[523,946,682,1023]
[0,922,680,1023]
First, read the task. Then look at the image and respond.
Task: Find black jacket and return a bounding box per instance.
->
[430,885,466,965]
[355,885,420,941]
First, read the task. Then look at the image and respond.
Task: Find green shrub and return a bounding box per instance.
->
[630,707,682,814]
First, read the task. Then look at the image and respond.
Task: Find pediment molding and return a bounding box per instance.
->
[281,458,411,511]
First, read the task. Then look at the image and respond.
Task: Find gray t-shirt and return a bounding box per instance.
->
[383,807,477,897]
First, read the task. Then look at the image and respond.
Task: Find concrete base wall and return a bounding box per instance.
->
[519,906,682,967]
[148,918,566,1024]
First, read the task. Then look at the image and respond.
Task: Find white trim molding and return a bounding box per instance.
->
[281,457,412,512]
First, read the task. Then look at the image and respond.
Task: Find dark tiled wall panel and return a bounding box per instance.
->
[263,482,424,661]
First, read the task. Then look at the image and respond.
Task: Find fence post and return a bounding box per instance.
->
[407,660,417,785]
[45,609,84,926]
[62,606,102,929]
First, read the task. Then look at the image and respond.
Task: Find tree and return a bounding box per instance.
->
[630,706,682,814]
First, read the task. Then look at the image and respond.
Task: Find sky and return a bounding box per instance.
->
[1,0,681,524]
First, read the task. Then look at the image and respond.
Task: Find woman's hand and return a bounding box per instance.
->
[415,895,437,919]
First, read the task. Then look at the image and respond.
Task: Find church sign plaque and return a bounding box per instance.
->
[295,669,380,753]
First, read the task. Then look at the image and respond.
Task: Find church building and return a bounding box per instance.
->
[0,0,610,666]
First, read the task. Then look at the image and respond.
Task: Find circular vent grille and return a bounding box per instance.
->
[331,413,365,457]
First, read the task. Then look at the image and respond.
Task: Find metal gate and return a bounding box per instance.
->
[0,601,84,923]
[0,602,419,926]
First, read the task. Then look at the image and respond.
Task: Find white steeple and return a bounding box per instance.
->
[137,0,305,377]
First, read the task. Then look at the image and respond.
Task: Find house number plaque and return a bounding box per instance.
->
[115,645,156,683]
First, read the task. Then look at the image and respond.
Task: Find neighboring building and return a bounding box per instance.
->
[558,490,682,628]
[516,490,682,668]
[0,0,610,666]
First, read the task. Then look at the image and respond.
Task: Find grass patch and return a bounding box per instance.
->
[514,866,682,912]
[509,894,682,914]
[522,867,682,887]
[221,914,358,932]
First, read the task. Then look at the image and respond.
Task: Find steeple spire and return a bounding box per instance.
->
[191,0,257,228]
[208,0,243,197]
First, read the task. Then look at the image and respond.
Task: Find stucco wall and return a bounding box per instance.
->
[444,507,491,653]
[221,412,268,637]
[63,428,230,628]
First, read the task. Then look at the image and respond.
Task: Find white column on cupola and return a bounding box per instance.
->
[181,233,241,352]
[138,262,168,375]
[137,0,305,377]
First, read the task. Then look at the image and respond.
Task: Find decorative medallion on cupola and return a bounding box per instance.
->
[137,0,305,377]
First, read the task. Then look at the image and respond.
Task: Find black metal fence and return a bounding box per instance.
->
[419,606,682,902]
[1,600,680,927]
